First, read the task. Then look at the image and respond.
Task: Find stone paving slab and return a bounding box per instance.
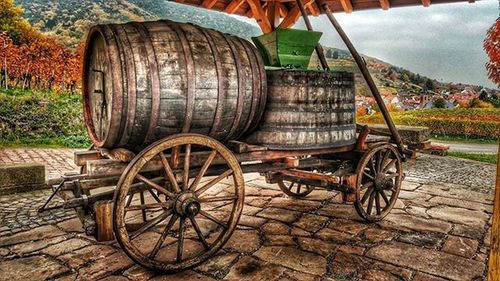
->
[0,148,79,180]
[0,152,496,280]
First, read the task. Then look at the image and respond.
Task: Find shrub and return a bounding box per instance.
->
[0,88,91,147]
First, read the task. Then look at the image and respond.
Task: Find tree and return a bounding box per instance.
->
[484,18,499,87]
[434,97,446,108]
[424,79,435,91]
[0,0,36,44]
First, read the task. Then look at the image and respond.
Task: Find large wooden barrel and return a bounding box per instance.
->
[83,20,266,151]
[245,70,356,149]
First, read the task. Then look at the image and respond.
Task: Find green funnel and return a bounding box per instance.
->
[252,28,322,69]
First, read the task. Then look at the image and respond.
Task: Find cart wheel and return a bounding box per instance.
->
[354,144,402,222]
[114,133,244,272]
[277,180,315,198]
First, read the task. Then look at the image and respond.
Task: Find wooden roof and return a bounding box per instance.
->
[172,0,475,33]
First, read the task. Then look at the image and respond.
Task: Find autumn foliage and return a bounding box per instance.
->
[0,0,83,92]
[484,17,500,87]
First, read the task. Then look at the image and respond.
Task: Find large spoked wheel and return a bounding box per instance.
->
[113,133,244,272]
[277,180,315,198]
[354,144,403,222]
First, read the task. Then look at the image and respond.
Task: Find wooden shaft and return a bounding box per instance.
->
[488,149,500,280]
[295,0,329,71]
[320,3,406,158]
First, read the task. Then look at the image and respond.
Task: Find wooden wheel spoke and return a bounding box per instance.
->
[288,182,295,191]
[171,146,180,168]
[176,217,186,263]
[380,190,391,206]
[375,191,381,215]
[199,195,238,203]
[363,171,374,180]
[297,183,302,194]
[199,210,228,229]
[149,214,178,258]
[194,169,233,196]
[361,187,373,204]
[189,150,217,191]
[159,152,181,193]
[125,193,134,210]
[136,174,176,199]
[369,158,377,176]
[385,173,400,179]
[130,209,172,240]
[189,217,210,250]
[182,144,191,190]
[126,201,173,212]
[361,181,373,191]
[366,191,375,215]
[380,150,391,173]
[140,191,147,222]
[382,158,397,174]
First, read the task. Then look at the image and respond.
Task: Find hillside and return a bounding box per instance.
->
[14,0,261,47]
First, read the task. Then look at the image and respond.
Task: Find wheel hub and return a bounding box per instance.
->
[374,173,386,190]
[174,191,200,217]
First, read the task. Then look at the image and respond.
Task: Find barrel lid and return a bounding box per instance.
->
[83,28,113,147]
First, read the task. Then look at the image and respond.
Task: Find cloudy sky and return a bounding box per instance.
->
[236,0,498,88]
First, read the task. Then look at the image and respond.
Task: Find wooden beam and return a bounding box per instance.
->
[277,2,288,17]
[224,0,245,13]
[339,0,353,13]
[266,0,281,29]
[246,0,272,33]
[421,0,430,7]
[201,0,219,8]
[379,0,390,10]
[488,150,500,281]
[277,0,315,29]
[308,2,321,16]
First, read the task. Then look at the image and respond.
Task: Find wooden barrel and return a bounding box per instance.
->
[82,20,266,151]
[244,70,356,149]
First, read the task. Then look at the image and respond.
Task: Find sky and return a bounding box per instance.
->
[235,0,499,89]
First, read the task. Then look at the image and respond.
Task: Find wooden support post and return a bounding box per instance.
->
[342,174,357,203]
[488,149,500,280]
[379,0,390,10]
[320,2,406,160]
[246,0,273,33]
[339,0,353,13]
[421,0,431,7]
[94,200,114,242]
[294,0,329,71]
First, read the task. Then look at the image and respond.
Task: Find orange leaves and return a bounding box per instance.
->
[0,32,83,92]
[484,18,500,87]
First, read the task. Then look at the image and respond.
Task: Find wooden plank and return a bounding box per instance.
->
[224,0,245,13]
[488,150,500,280]
[201,0,219,8]
[74,150,103,166]
[379,0,391,9]
[308,2,321,16]
[278,4,301,28]
[246,0,272,32]
[94,200,114,242]
[339,0,353,13]
[266,0,281,29]
[421,0,431,6]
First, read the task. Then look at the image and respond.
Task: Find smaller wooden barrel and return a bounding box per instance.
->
[245,70,356,150]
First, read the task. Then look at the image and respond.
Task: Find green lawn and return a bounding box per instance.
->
[447,151,498,164]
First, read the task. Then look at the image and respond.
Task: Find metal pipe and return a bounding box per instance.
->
[320,3,406,158]
[295,0,330,71]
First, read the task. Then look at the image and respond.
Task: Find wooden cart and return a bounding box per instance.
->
[40,126,403,271]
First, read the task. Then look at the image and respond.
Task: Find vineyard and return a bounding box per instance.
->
[358,108,500,139]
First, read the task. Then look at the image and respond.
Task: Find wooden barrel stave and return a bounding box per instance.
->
[244,70,356,150]
[83,20,265,152]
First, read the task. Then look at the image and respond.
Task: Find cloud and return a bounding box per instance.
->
[236,0,498,88]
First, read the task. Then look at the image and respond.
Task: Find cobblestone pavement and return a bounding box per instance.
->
[0,148,79,179]
[0,160,495,280]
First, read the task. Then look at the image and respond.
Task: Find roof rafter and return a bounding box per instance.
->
[224,0,245,13]
[246,0,273,32]
[421,0,431,6]
[201,0,219,8]
[379,0,390,10]
[278,0,315,28]
[339,0,353,13]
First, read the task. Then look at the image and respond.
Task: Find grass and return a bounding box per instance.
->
[0,87,91,148]
[447,151,498,164]
[431,134,499,145]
